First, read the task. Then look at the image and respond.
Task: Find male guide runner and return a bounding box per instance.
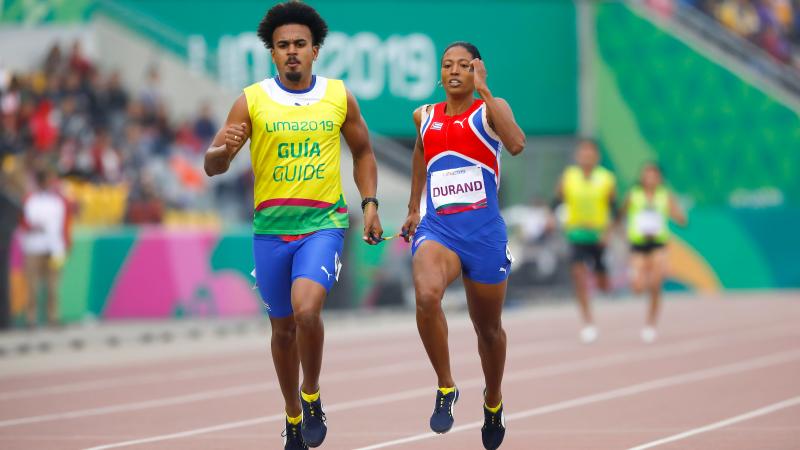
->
[204,2,382,449]
[550,139,618,343]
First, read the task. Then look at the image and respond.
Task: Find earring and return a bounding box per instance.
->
[436,80,443,87]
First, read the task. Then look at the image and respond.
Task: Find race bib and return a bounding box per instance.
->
[636,209,663,236]
[430,166,487,215]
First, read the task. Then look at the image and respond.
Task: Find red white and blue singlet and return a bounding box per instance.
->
[413,99,512,284]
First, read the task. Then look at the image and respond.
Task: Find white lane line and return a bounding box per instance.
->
[0,331,424,400]
[0,331,584,428]
[84,415,280,450]
[2,294,778,398]
[80,329,800,449]
[0,383,270,428]
[627,395,800,450]
[5,321,795,429]
[0,318,485,401]
[0,305,583,400]
[353,350,800,450]
[0,334,422,402]
[0,362,266,401]
[81,385,449,450]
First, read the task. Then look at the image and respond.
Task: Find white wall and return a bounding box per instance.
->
[0,25,95,72]
[91,15,236,123]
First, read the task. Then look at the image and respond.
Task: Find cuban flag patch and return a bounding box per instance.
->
[431,122,443,131]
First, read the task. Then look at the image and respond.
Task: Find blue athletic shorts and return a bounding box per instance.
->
[411,220,512,284]
[253,228,345,318]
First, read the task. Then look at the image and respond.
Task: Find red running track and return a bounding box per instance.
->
[0,293,798,450]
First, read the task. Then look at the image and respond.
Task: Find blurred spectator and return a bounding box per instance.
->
[139,65,162,117]
[794,0,800,38]
[755,0,780,30]
[29,99,58,153]
[125,171,164,224]
[120,123,149,175]
[90,129,122,183]
[0,42,235,229]
[58,95,89,142]
[683,0,800,68]
[762,23,793,61]
[56,137,83,178]
[717,0,761,39]
[106,71,129,138]
[1,75,21,117]
[43,72,64,104]
[193,101,217,149]
[647,0,676,17]
[67,40,93,78]
[42,44,63,77]
[1,116,23,155]
[19,166,70,327]
[106,71,129,113]
[62,69,86,101]
[85,70,110,129]
[0,143,25,329]
[175,120,203,153]
[151,103,174,156]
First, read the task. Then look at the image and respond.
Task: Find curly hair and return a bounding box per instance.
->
[257,1,329,49]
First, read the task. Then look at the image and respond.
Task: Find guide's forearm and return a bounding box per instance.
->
[352,147,378,200]
[204,145,232,176]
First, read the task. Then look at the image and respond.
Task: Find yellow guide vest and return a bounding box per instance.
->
[563,165,616,242]
[627,186,670,245]
[243,77,348,235]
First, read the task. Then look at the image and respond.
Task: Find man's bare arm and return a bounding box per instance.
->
[204,94,251,177]
[340,88,383,244]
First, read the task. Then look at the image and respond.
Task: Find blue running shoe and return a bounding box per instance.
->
[429,387,459,433]
[300,394,327,447]
[283,418,308,450]
[481,402,506,450]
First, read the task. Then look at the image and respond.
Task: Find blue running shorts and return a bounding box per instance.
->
[411,219,512,284]
[253,228,345,318]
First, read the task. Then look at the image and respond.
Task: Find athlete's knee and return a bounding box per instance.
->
[271,321,297,345]
[648,273,665,291]
[475,322,505,345]
[415,284,445,314]
[631,274,646,294]
[475,326,506,345]
[651,264,667,283]
[293,306,322,329]
[570,264,587,284]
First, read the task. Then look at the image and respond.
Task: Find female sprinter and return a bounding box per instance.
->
[401,41,525,450]
[622,163,686,343]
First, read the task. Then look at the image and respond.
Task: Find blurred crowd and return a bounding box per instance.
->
[650,0,800,69]
[0,41,224,226]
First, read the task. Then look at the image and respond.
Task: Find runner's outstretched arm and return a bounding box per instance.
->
[204,95,251,177]
[341,89,383,244]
